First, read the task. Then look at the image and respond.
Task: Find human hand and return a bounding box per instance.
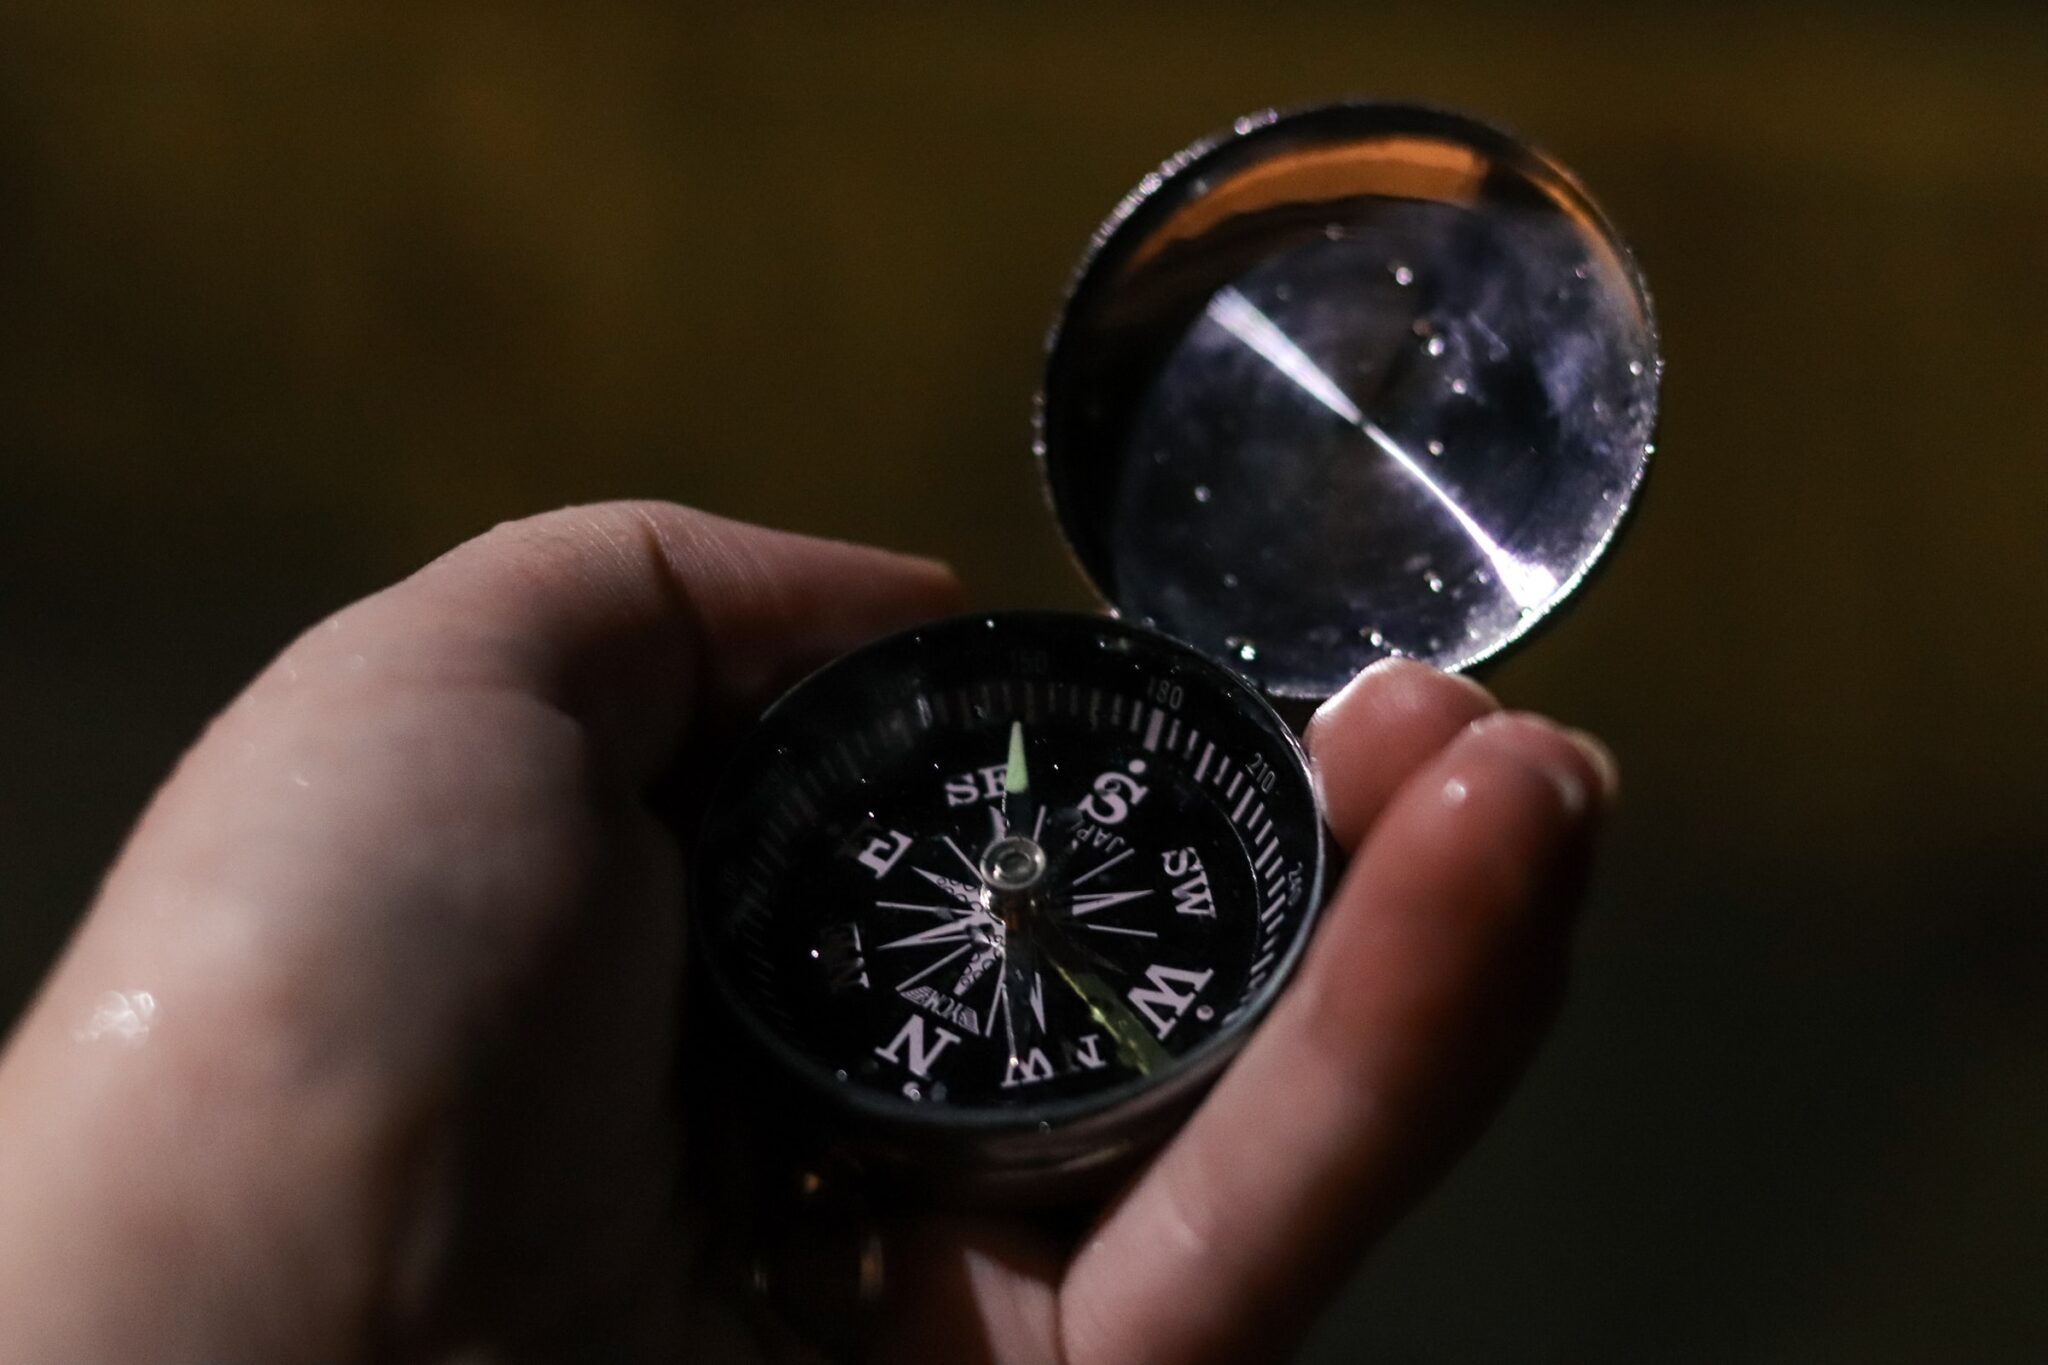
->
[0,503,1612,1363]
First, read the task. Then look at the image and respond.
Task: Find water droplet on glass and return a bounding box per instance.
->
[1628,359,1645,376]
[1323,222,1345,240]
[1391,263,1414,286]
[1426,439,1444,457]
[1574,263,1590,280]
[1221,572,1240,589]
[1192,484,1212,503]
[1233,114,1260,136]
[1425,573,1445,593]
[1274,283,1293,303]
[1226,636,1259,662]
[1411,317,1433,338]
[1425,334,1447,357]
[1366,629,1386,648]
[1450,378,1468,395]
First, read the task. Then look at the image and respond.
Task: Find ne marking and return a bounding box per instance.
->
[1142,707,1165,751]
[1193,742,1215,782]
[1232,786,1256,821]
[1084,923,1159,939]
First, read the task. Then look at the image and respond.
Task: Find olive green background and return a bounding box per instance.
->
[3,4,2044,1360]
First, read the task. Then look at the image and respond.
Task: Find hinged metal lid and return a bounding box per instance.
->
[1036,103,1660,700]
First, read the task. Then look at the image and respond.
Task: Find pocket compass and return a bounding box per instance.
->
[692,103,1660,1198]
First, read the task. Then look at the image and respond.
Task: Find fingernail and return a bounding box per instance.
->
[1467,712,1616,817]
[1562,727,1620,807]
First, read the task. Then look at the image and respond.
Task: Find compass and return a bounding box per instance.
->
[692,103,1660,1198]
[695,613,1323,1189]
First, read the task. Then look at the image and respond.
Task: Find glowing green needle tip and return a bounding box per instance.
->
[1005,720,1029,795]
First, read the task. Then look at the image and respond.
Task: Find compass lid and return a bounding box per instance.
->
[1036,103,1660,700]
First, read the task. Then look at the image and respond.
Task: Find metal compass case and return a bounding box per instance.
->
[692,103,1661,1202]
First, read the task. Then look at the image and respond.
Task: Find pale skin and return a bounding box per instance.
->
[0,502,1614,1363]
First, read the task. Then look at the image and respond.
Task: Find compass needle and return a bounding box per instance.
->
[1006,721,1029,796]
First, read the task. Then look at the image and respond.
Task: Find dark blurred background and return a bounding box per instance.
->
[3,3,2044,1359]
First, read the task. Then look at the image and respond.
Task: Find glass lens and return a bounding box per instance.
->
[1040,104,1659,696]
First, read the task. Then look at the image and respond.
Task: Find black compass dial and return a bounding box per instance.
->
[693,613,1325,1136]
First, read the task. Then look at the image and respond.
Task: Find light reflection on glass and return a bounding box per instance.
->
[1203,286,1560,610]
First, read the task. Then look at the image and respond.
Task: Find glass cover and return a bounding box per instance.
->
[1038,103,1660,698]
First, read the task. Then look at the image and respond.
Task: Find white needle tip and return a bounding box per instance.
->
[1005,720,1029,795]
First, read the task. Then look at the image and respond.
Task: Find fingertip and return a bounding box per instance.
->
[1303,659,1500,850]
[1458,711,1617,823]
[1307,657,1496,743]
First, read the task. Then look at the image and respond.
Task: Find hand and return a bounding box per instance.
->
[0,503,1613,1363]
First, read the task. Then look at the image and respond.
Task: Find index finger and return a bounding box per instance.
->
[268,500,967,783]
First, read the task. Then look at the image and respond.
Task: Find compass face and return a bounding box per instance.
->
[693,613,1325,1134]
